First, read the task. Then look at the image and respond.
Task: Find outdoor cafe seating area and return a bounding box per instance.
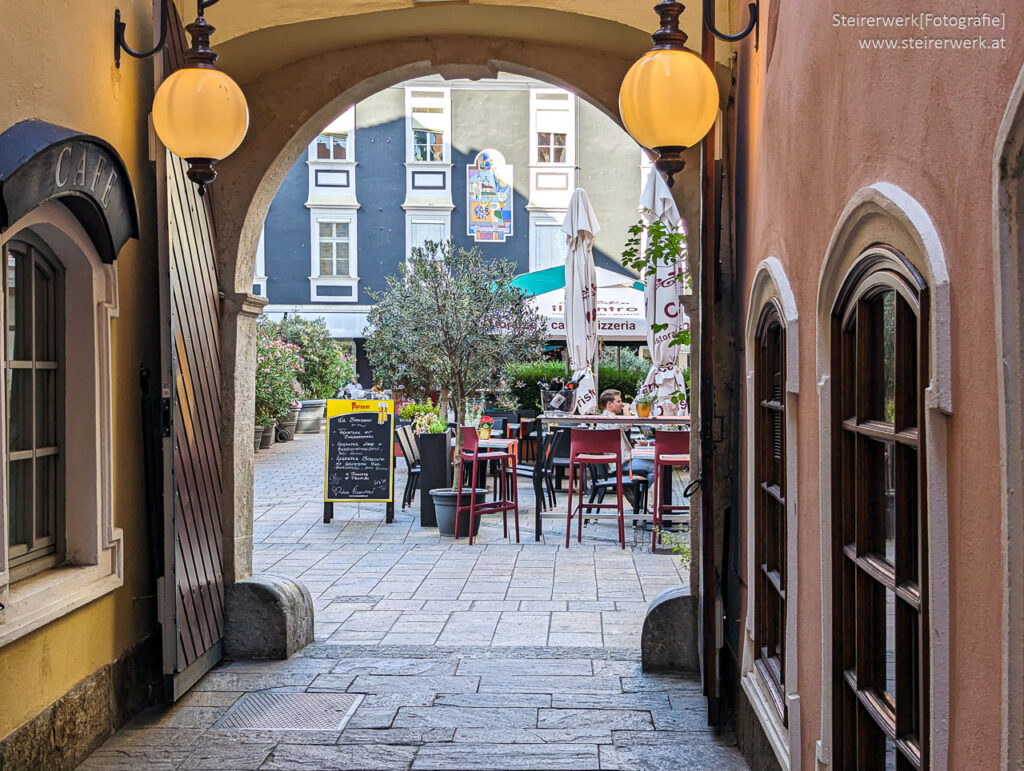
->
[394,409,692,551]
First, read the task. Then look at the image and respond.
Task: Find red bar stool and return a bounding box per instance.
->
[651,429,691,551]
[455,426,519,545]
[566,428,626,549]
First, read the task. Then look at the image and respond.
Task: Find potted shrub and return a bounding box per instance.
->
[366,240,546,535]
[410,411,457,531]
[255,322,304,448]
[276,400,300,442]
[398,400,438,428]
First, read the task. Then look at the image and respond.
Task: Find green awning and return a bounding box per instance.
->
[510,266,564,296]
[511,266,644,296]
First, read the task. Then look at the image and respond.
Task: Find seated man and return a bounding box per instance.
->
[597,388,654,479]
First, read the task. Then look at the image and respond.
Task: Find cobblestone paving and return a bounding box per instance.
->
[80,433,745,770]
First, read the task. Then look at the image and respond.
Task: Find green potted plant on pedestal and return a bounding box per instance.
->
[633,391,657,418]
[365,240,546,535]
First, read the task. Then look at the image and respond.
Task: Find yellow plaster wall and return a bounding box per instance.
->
[0,0,162,738]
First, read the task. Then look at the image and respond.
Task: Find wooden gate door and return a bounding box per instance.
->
[155,11,225,700]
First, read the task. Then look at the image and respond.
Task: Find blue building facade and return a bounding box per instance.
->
[257,75,651,382]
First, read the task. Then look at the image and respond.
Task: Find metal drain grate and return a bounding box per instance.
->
[214,692,363,731]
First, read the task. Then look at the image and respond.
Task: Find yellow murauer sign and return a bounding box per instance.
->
[323,399,395,503]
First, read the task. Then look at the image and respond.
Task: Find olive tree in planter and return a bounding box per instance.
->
[365,241,546,528]
[255,322,304,449]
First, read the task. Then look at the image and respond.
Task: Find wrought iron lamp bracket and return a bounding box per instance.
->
[115,0,222,67]
[114,0,169,68]
[702,0,759,50]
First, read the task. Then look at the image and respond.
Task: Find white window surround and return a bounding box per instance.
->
[307,107,358,208]
[0,202,123,646]
[309,108,355,163]
[406,88,450,164]
[253,227,267,297]
[403,87,454,211]
[529,212,567,271]
[528,88,576,212]
[529,88,575,166]
[742,257,801,771]
[406,214,450,259]
[994,62,1024,771]
[309,209,359,303]
[813,183,952,771]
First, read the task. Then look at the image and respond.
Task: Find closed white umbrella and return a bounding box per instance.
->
[638,171,689,416]
[563,188,600,415]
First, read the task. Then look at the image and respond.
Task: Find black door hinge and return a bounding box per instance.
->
[160,397,172,437]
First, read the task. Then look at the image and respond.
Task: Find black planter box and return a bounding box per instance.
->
[418,431,452,528]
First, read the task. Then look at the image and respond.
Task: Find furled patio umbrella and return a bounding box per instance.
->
[563,188,601,415]
[638,170,690,416]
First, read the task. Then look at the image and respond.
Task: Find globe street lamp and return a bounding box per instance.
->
[116,0,248,194]
[618,0,757,186]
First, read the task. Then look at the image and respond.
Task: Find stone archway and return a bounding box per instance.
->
[209,25,708,585]
[994,62,1024,771]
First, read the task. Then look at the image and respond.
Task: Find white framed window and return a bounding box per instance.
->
[530,89,575,166]
[307,107,358,205]
[0,201,123,646]
[314,132,348,161]
[406,89,450,164]
[318,221,352,277]
[406,215,449,259]
[6,240,64,581]
[742,258,801,770]
[528,89,575,212]
[530,217,567,271]
[309,211,359,303]
[402,85,453,213]
[310,108,355,164]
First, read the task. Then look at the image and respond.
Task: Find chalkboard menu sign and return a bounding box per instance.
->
[324,400,395,503]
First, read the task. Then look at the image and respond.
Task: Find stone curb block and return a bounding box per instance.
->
[225,574,315,659]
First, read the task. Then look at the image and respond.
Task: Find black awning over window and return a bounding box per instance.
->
[0,120,139,263]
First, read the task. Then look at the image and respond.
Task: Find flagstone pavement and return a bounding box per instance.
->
[79,433,746,770]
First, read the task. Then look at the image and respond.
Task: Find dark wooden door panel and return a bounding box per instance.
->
[158,5,225,699]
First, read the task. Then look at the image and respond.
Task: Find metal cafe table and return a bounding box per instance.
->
[535,412,691,542]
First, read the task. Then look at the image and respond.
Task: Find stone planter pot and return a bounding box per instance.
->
[259,425,276,449]
[296,399,327,434]
[253,425,264,452]
[430,488,486,538]
[276,421,297,442]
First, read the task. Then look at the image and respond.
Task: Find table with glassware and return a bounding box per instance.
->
[535,412,692,541]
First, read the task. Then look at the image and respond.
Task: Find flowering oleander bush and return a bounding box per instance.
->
[264,316,355,400]
[255,322,305,427]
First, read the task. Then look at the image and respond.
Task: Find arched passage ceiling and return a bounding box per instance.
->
[187,0,730,291]
[173,1,730,84]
